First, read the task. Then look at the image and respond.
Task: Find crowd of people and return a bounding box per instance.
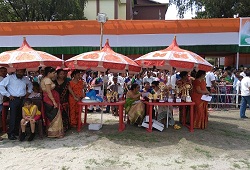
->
[0,65,249,141]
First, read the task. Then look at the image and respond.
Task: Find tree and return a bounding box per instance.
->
[170,0,250,19]
[0,0,88,22]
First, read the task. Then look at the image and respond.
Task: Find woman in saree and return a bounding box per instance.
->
[41,67,64,138]
[176,71,192,124]
[68,70,85,127]
[125,83,145,126]
[191,70,210,129]
[54,69,70,132]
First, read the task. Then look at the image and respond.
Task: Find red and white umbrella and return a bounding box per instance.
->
[65,39,141,73]
[135,36,213,71]
[0,37,64,71]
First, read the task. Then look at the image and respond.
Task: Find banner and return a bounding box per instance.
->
[239,17,250,46]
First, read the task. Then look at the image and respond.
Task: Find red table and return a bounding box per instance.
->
[143,101,195,132]
[77,101,126,132]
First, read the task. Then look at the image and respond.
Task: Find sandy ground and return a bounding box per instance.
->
[0,109,250,170]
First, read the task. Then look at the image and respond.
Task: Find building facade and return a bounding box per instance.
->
[84,0,168,20]
[0,18,249,68]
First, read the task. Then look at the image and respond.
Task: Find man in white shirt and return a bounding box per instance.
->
[206,69,216,92]
[166,73,177,89]
[240,67,247,78]
[143,72,154,85]
[239,70,250,119]
[118,73,125,88]
[0,69,33,140]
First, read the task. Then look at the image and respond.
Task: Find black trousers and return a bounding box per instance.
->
[8,97,24,136]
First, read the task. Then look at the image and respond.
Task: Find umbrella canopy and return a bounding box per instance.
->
[0,37,64,71]
[65,39,141,73]
[135,36,213,71]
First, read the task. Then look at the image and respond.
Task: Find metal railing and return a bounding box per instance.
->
[208,84,240,110]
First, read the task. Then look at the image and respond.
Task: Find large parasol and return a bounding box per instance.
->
[65,39,141,73]
[0,37,64,71]
[135,36,213,71]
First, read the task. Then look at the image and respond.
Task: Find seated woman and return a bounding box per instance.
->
[125,83,145,126]
[20,98,41,141]
[191,70,210,129]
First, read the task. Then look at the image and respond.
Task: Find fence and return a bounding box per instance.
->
[209,84,240,110]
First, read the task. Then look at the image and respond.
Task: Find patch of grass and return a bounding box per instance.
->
[239,159,250,168]
[85,166,90,169]
[190,165,197,170]
[99,131,160,143]
[175,159,185,164]
[194,147,212,158]
[136,153,145,161]
[190,164,209,169]
[233,163,241,169]
[122,161,131,167]
[63,144,69,147]
[61,166,70,170]
[136,153,144,159]
[104,158,117,165]
[72,147,79,151]
[86,158,100,165]
[211,127,250,140]
[198,164,209,168]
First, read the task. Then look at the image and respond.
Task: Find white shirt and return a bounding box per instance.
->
[0,74,33,97]
[240,71,246,78]
[241,76,250,96]
[118,75,125,88]
[166,74,176,89]
[143,76,154,85]
[0,76,3,104]
[206,71,215,87]
[82,73,87,82]
[236,80,241,94]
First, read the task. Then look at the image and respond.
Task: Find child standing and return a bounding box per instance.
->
[20,98,41,141]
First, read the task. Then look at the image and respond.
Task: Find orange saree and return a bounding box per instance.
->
[191,79,208,129]
[69,80,84,127]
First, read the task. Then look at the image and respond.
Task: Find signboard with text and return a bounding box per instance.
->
[239,17,250,46]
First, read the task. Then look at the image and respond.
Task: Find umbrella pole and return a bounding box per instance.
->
[100,22,104,50]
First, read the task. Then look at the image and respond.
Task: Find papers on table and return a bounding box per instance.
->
[201,95,212,102]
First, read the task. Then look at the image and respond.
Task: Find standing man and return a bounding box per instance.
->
[239,70,250,119]
[0,69,33,140]
[206,68,216,92]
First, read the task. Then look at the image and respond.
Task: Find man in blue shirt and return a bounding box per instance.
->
[0,69,33,140]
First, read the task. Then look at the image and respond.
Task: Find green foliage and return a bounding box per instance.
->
[170,0,250,18]
[0,0,88,22]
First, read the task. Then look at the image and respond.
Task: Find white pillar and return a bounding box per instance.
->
[236,52,239,70]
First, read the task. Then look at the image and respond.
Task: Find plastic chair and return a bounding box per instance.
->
[18,98,45,139]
